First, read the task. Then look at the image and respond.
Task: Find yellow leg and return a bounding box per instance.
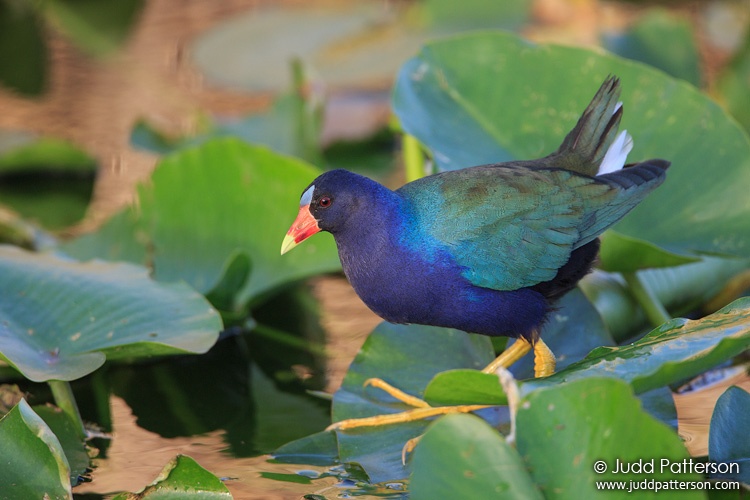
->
[482,335,555,378]
[481,337,532,374]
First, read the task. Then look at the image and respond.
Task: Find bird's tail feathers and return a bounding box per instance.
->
[574,159,670,248]
[551,76,628,176]
[599,158,670,190]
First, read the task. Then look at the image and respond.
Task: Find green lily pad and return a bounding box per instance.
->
[392,31,750,270]
[598,231,700,273]
[410,413,541,500]
[204,251,252,316]
[59,208,147,264]
[111,454,231,499]
[516,378,703,499]
[423,369,507,406]
[602,9,701,86]
[273,430,339,467]
[61,139,341,307]
[246,364,331,455]
[526,298,750,395]
[0,245,221,382]
[637,386,678,430]
[0,400,72,499]
[33,404,90,485]
[330,322,494,483]
[709,386,750,483]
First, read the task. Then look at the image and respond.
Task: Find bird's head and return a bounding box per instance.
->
[280,169,371,255]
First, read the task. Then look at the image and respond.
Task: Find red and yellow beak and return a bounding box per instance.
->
[281,204,321,255]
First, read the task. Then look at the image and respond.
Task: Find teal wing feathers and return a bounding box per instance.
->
[397,160,668,291]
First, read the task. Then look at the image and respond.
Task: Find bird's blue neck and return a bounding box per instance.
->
[330,181,408,271]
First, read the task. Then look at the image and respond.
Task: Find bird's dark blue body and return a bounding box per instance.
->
[329,177,547,339]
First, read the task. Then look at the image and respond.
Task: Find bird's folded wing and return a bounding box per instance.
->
[400,162,666,291]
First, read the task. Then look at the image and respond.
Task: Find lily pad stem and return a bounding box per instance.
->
[48,380,86,439]
[403,133,426,182]
[623,271,671,327]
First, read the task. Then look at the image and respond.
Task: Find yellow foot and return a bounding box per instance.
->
[481,335,556,378]
[326,336,556,435]
[533,339,556,377]
[326,403,492,431]
[402,435,422,464]
[326,377,491,431]
[363,378,430,408]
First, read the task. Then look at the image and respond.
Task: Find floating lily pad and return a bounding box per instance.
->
[0,400,72,499]
[0,245,221,382]
[110,454,231,499]
[273,430,339,467]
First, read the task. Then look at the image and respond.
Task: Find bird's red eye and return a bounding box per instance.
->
[319,196,332,208]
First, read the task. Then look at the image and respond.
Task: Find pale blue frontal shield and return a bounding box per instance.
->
[300,185,314,206]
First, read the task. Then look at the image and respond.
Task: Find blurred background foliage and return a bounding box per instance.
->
[0,0,749,498]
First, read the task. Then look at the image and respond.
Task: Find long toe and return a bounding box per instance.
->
[533,339,556,377]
